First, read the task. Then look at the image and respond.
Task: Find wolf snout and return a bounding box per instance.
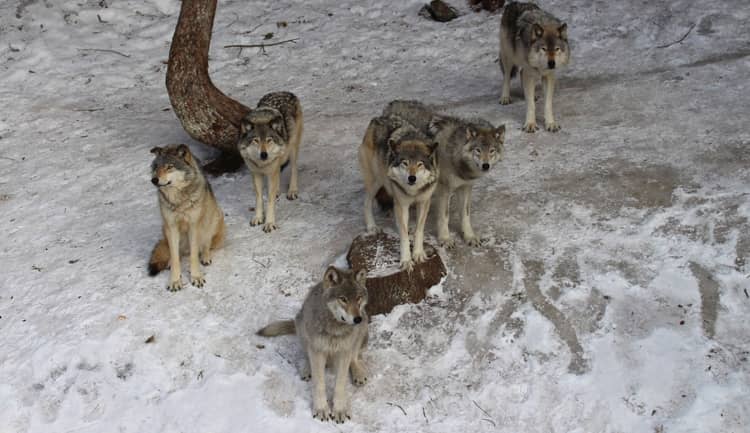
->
[482,163,490,171]
[407,175,417,184]
[259,151,268,160]
[353,316,362,324]
[548,60,556,69]
[151,177,159,185]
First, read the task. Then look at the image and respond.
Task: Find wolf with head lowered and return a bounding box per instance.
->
[384,100,505,248]
[148,144,225,291]
[238,91,303,232]
[499,1,570,132]
[257,266,369,423]
[359,113,439,271]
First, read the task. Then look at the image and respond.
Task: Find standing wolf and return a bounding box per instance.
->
[237,91,303,233]
[384,100,505,248]
[499,1,570,132]
[257,266,369,423]
[359,113,439,271]
[148,144,225,291]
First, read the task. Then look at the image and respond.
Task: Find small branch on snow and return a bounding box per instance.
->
[656,23,695,49]
[472,400,496,426]
[386,402,407,416]
[0,156,19,162]
[78,48,131,58]
[97,14,108,24]
[224,38,299,55]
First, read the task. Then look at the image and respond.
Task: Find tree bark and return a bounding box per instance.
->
[347,232,446,316]
[166,0,250,174]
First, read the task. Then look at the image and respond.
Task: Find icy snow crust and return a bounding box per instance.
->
[1,1,749,432]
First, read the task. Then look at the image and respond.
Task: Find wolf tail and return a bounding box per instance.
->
[374,187,394,211]
[257,320,296,337]
[148,238,170,276]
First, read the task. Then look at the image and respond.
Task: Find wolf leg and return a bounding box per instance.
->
[263,169,280,232]
[499,58,513,105]
[394,199,413,272]
[188,222,205,287]
[287,142,299,200]
[250,172,265,226]
[412,198,431,262]
[331,352,353,423]
[350,333,368,386]
[165,223,183,291]
[458,185,481,247]
[543,74,560,132]
[522,68,539,133]
[435,186,454,248]
[308,350,330,421]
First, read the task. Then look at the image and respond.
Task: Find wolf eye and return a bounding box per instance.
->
[251,138,259,145]
[472,148,481,155]
[165,164,174,170]
[489,148,496,154]
[401,160,409,167]
[416,161,424,168]
[540,47,547,52]
[338,296,347,303]
[555,47,561,52]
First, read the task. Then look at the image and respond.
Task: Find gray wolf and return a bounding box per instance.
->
[384,100,505,248]
[358,113,439,271]
[237,91,303,232]
[257,266,369,423]
[148,144,225,291]
[499,1,570,132]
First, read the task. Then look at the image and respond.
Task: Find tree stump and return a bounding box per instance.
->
[166,0,251,174]
[347,232,446,316]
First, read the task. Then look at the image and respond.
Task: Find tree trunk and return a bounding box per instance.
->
[166,0,250,174]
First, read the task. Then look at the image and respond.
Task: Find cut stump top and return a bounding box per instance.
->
[347,232,446,316]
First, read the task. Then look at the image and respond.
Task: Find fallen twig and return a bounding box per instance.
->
[224,38,298,55]
[0,156,19,162]
[73,108,104,112]
[78,48,131,58]
[97,14,108,23]
[481,418,497,427]
[656,23,696,49]
[386,402,407,416]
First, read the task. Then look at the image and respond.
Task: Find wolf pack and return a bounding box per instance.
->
[147,2,569,423]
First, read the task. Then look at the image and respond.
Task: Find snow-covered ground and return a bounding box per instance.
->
[1,0,749,432]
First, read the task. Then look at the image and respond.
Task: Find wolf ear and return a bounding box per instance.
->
[270,117,285,136]
[494,125,506,142]
[532,23,544,40]
[428,116,445,136]
[355,269,368,287]
[388,137,399,153]
[558,23,568,40]
[176,144,192,162]
[428,140,439,153]
[240,119,251,136]
[323,266,342,288]
[150,146,163,155]
[465,127,477,141]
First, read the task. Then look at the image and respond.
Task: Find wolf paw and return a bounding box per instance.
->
[400,260,414,273]
[167,279,183,292]
[200,257,212,266]
[300,364,311,381]
[351,367,368,386]
[287,190,298,200]
[250,215,264,226]
[464,236,482,248]
[545,121,561,132]
[331,406,351,424]
[439,238,456,249]
[522,122,539,133]
[191,274,205,288]
[312,405,331,421]
[262,222,278,233]
[413,250,428,263]
[499,96,512,105]
[366,226,382,235]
